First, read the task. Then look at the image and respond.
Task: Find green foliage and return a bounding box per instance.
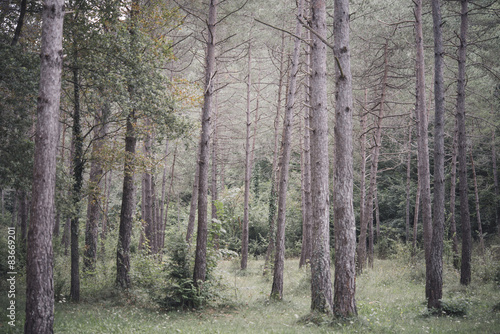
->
[157,232,223,310]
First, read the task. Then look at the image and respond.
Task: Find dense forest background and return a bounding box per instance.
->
[0,0,499,332]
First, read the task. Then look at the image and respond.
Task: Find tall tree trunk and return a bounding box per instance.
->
[211,87,219,225]
[492,129,500,236]
[470,151,485,254]
[84,108,107,274]
[193,0,217,286]
[457,0,471,286]
[309,0,333,314]
[186,145,200,244]
[142,131,154,253]
[359,91,367,249]
[332,0,357,317]
[70,47,82,303]
[263,32,286,275]
[428,0,446,310]
[299,53,312,268]
[24,0,64,331]
[415,0,433,298]
[241,42,252,270]
[116,0,140,284]
[270,0,304,300]
[116,112,136,289]
[449,120,460,269]
[405,122,412,243]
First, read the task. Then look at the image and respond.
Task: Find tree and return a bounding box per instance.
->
[332,0,357,317]
[414,0,433,299]
[428,0,445,310]
[24,0,65,332]
[309,0,333,314]
[241,42,252,270]
[84,107,108,274]
[116,0,140,289]
[270,0,304,300]
[457,0,472,286]
[193,0,218,285]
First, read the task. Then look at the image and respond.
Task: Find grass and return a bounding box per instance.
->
[2,255,500,333]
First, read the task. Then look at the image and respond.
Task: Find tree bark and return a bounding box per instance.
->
[141,130,154,253]
[70,44,82,303]
[309,0,333,314]
[405,122,412,243]
[116,112,136,289]
[457,0,471,286]
[116,0,139,284]
[263,32,286,275]
[299,55,312,268]
[428,0,446,310]
[470,151,485,254]
[414,0,433,298]
[449,120,460,269]
[270,0,304,300]
[84,108,107,274]
[332,0,357,317]
[186,145,200,244]
[24,0,64,331]
[241,42,252,270]
[492,129,500,236]
[193,0,217,285]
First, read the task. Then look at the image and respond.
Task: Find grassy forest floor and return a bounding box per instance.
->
[2,246,500,333]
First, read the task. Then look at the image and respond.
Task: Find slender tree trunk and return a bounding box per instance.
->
[470,151,485,254]
[211,88,219,225]
[449,120,460,269]
[457,0,471,286]
[142,131,154,253]
[270,0,304,300]
[299,56,312,268]
[264,32,286,275]
[116,112,136,289]
[332,0,357,317]
[24,0,64,331]
[359,91,367,249]
[11,0,27,46]
[241,42,252,270]
[70,49,82,303]
[84,108,107,274]
[405,123,412,243]
[186,145,200,244]
[415,0,433,298]
[492,129,500,236]
[428,0,446,309]
[193,0,217,285]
